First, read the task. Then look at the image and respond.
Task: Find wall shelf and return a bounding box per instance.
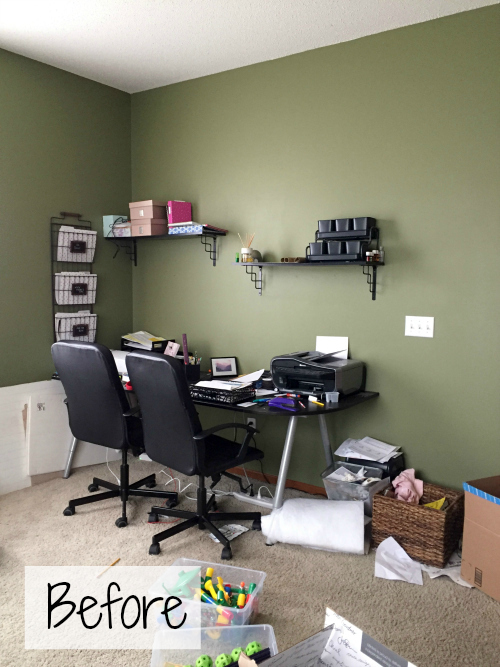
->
[106,229,226,267]
[233,260,384,299]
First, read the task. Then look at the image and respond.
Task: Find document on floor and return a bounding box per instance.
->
[207,524,249,543]
[335,436,401,462]
[375,536,423,585]
[321,608,417,667]
[421,551,473,588]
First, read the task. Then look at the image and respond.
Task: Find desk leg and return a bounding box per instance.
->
[231,415,298,514]
[318,414,334,468]
[272,415,298,510]
[63,437,78,479]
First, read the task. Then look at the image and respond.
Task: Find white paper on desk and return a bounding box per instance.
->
[316,336,348,358]
[255,388,277,396]
[238,401,255,408]
[236,369,265,383]
[375,537,423,585]
[195,380,252,391]
[421,551,473,588]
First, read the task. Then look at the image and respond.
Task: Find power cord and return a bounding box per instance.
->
[106,448,120,484]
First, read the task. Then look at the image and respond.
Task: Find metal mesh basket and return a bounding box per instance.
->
[56,226,97,263]
[54,311,97,343]
[54,272,97,305]
[189,386,255,404]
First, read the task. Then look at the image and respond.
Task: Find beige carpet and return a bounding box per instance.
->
[1,459,499,667]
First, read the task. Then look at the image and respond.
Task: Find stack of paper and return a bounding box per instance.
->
[122,331,165,350]
[334,436,401,462]
[195,380,252,391]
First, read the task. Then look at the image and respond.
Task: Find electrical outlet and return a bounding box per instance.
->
[247,418,257,429]
[405,316,434,338]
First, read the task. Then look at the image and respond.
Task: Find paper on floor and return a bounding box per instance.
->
[375,536,423,585]
[321,607,418,667]
[316,335,348,358]
[422,551,473,588]
[207,524,249,543]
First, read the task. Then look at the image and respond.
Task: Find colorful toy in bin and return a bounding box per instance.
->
[196,656,213,667]
[163,565,260,627]
[246,641,262,657]
[230,647,243,661]
[215,654,232,667]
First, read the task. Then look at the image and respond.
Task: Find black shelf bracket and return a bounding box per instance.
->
[200,234,218,266]
[110,238,137,266]
[363,264,378,300]
[244,263,263,295]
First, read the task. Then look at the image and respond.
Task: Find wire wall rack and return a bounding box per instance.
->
[51,212,97,343]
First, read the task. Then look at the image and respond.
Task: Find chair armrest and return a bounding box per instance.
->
[193,423,258,440]
[123,405,141,418]
[193,422,258,464]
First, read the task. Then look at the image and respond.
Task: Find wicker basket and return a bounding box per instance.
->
[372,482,464,568]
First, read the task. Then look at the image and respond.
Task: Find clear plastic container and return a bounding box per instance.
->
[150,624,277,667]
[322,461,390,516]
[149,558,267,628]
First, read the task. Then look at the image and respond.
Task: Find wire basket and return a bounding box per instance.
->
[57,226,97,263]
[55,311,97,343]
[372,482,464,568]
[54,272,97,305]
[189,386,255,404]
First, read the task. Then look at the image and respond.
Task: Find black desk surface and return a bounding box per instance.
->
[192,390,379,416]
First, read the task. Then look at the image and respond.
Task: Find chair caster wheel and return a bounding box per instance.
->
[63,506,74,516]
[149,543,161,556]
[198,522,206,530]
[166,499,177,509]
[148,512,159,523]
[115,517,128,528]
[252,518,262,531]
[211,501,218,511]
[88,484,99,492]
[145,482,156,489]
[221,546,232,561]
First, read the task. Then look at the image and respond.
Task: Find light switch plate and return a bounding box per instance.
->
[405,316,434,338]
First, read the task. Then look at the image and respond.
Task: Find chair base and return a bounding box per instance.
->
[63,449,178,526]
[147,475,261,560]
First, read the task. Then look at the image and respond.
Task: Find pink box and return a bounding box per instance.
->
[129,200,168,220]
[131,219,168,237]
[168,200,192,225]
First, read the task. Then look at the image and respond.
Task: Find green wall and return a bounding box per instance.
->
[131,7,500,489]
[0,49,133,386]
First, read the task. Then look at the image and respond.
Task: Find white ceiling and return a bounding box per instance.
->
[0,0,497,93]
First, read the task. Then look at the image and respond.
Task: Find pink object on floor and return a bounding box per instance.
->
[168,200,192,225]
[392,468,424,504]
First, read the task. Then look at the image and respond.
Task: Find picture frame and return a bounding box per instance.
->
[211,356,238,377]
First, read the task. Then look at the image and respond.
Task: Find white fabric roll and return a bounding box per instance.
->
[261,498,368,555]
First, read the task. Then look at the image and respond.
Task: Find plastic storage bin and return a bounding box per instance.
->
[150,558,267,627]
[54,272,97,305]
[54,311,97,343]
[56,226,97,263]
[150,624,277,667]
[321,461,390,516]
[309,241,326,255]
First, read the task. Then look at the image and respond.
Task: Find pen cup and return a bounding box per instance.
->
[184,363,201,383]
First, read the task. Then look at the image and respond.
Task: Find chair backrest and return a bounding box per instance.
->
[51,341,130,449]
[125,350,202,475]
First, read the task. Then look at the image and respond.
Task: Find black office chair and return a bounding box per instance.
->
[51,341,178,528]
[126,350,264,560]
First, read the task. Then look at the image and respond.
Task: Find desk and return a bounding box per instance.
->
[63,386,378,512]
[192,391,379,512]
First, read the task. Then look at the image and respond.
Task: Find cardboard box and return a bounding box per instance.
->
[461,475,500,600]
[129,200,168,220]
[131,219,168,237]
